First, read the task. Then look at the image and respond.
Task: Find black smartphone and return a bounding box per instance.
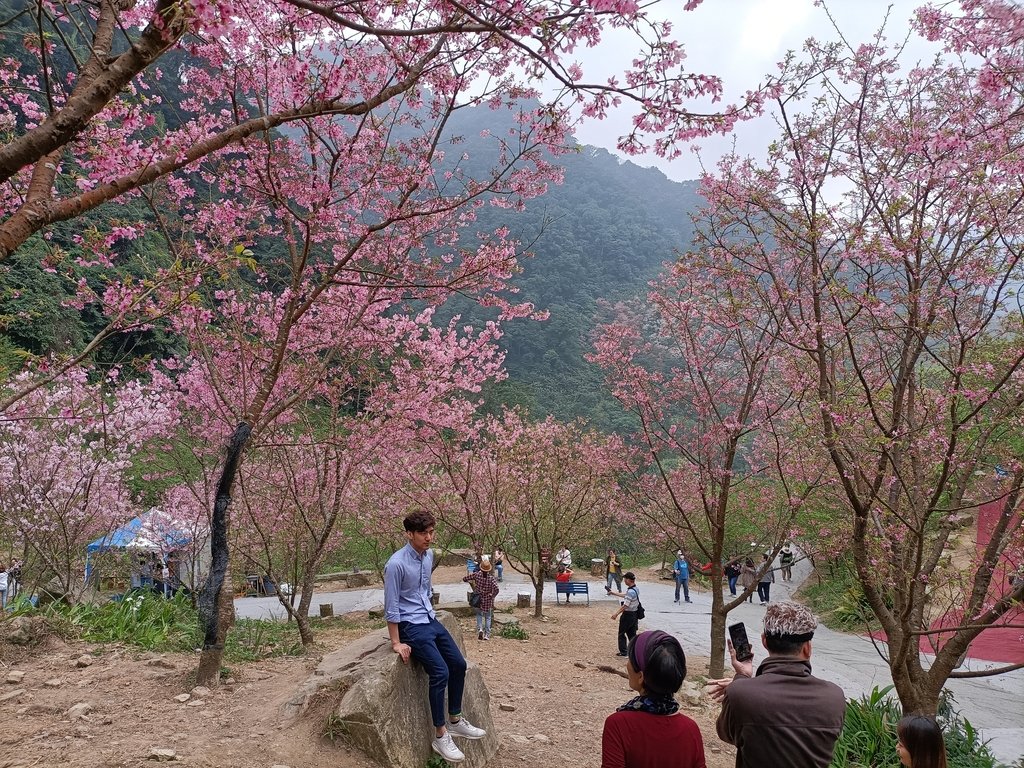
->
[728,622,754,662]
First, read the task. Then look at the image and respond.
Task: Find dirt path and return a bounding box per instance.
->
[0,600,736,768]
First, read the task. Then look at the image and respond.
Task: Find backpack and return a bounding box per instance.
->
[630,586,645,620]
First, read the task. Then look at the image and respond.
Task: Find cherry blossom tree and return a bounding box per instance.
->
[395,408,627,617]
[226,312,503,646]
[591,259,824,676]
[694,0,1024,712]
[0,0,770,263]
[0,367,176,598]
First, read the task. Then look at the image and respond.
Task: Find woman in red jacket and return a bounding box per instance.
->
[601,630,706,768]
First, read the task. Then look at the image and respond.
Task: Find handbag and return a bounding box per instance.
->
[469,591,481,608]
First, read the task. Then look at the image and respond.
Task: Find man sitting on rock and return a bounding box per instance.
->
[384,510,487,763]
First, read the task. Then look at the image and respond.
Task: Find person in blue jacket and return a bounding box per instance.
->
[673,550,691,603]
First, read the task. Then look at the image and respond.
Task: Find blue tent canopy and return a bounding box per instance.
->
[86,510,193,554]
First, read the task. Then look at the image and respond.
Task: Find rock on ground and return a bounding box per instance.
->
[286,611,498,768]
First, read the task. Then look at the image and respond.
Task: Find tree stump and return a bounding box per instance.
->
[517,592,531,608]
[319,603,334,618]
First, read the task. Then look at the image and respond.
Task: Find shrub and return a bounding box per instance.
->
[499,622,528,640]
[829,686,1002,768]
[323,713,348,743]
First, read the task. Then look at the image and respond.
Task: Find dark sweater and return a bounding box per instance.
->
[716,656,845,768]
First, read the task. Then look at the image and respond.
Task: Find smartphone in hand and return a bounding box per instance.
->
[728,622,754,662]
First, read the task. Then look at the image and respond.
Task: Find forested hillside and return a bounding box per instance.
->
[437,107,703,430]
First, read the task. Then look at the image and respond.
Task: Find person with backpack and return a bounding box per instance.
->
[463,557,500,640]
[608,572,642,657]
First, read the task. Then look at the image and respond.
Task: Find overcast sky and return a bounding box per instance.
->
[572,0,941,182]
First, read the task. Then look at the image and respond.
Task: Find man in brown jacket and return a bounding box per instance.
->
[707,602,846,768]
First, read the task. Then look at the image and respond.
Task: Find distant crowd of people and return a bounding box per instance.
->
[383,512,949,767]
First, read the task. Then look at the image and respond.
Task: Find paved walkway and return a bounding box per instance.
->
[235,560,1023,763]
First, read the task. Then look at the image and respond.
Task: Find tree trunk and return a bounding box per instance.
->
[890,661,941,716]
[195,422,251,687]
[533,570,545,618]
[295,573,317,646]
[709,589,727,678]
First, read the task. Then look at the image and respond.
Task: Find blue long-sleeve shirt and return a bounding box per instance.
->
[673,558,690,580]
[383,542,435,625]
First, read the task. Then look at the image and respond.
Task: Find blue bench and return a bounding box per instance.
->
[555,581,590,605]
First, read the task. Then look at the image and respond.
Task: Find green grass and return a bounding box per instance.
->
[19,591,201,651]
[7,590,378,663]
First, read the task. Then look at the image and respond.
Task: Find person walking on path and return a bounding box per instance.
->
[492,547,505,582]
[384,510,487,764]
[601,630,707,768]
[672,550,691,603]
[0,564,7,611]
[779,545,795,583]
[608,572,641,657]
[739,558,757,603]
[757,553,775,605]
[464,558,500,640]
[606,549,623,592]
[707,601,846,768]
[724,559,741,597]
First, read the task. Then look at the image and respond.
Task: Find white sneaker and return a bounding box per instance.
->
[432,733,465,762]
[448,718,487,739]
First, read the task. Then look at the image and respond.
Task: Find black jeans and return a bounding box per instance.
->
[617,612,638,654]
[757,582,771,603]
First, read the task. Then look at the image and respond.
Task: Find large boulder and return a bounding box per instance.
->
[285,611,497,768]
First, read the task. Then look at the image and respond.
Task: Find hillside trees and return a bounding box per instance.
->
[695,0,1024,712]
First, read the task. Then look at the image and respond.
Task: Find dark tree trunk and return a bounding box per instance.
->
[196,422,251,687]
